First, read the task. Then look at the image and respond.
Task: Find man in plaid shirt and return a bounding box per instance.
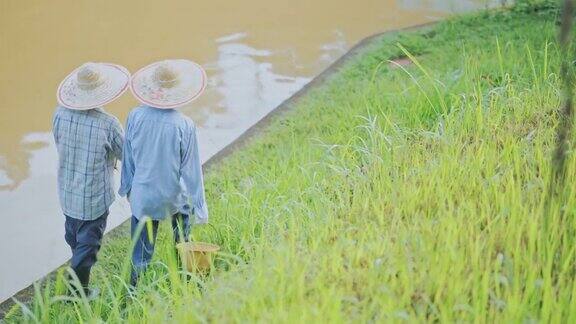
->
[53,62,129,299]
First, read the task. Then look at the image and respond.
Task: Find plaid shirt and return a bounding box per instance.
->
[52,106,124,220]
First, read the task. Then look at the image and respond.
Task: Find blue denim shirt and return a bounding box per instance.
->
[119,106,208,223]
[52,106,124,220]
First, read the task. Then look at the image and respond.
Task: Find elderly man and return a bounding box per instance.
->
[119,59,209,286]
[53,62,130,298]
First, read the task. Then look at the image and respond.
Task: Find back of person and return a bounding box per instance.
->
[121,59,208,287]
[54,62,129,298]
[122,105,195,219]
[53,106,123,219]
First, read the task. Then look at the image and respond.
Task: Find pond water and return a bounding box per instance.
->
[0,0,495,302]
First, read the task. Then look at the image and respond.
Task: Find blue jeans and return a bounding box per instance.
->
[130,213,190,286]
[64,210,108,288]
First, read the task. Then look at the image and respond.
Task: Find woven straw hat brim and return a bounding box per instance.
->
[57,63,130,110]
[130,60,207,109]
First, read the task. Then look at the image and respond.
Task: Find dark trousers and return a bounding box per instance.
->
[64,211,108,288]
[130,213,190,286]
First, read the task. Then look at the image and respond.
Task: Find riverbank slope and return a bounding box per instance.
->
[7,2,574,322]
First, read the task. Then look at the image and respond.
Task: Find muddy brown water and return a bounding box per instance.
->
[0,0,495,302]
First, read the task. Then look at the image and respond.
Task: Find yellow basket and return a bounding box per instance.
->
[176,242,220,272]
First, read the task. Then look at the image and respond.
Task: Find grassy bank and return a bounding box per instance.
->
[6,3,576,322]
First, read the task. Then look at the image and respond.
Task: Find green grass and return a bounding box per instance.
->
[6,3,576,323]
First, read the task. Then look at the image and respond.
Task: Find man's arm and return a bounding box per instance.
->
[110,119,124,162]
[118,116,134,198]
[52,110,60,144]
[180,124,209,224]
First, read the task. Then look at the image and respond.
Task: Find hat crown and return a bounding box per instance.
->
[153,64,180,89]
[77,64,104,91]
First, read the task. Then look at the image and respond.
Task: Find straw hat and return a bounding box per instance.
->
[130,59,207,109]
[57,62,130,110]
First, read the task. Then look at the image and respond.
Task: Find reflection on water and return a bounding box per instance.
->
[0,0,492,302]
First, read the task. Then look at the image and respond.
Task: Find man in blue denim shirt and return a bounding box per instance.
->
[120,60,209,286]
[53,62,130,298]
